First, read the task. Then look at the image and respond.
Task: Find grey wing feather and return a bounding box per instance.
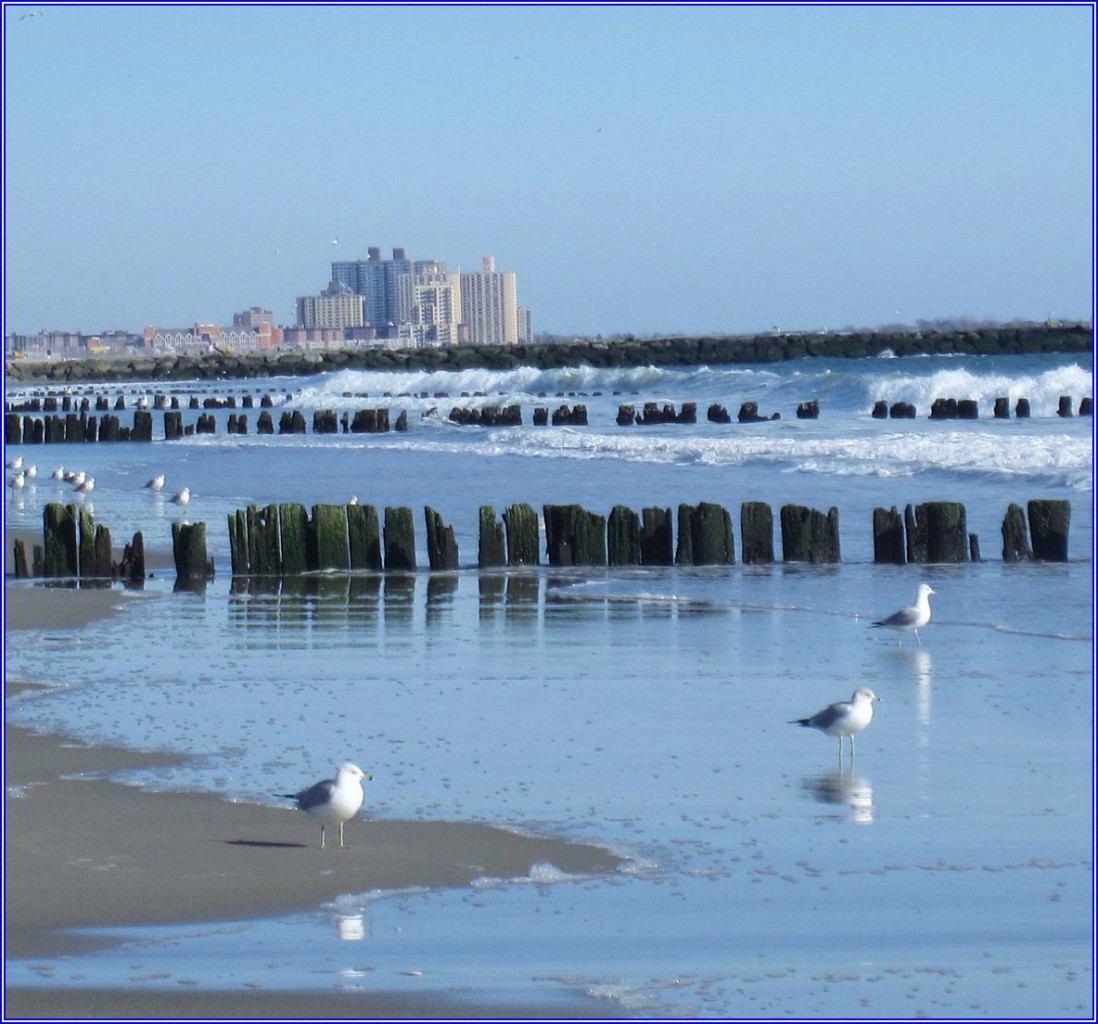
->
[874,606,917,627]
[807,703,845,729]
[292,779,335,810]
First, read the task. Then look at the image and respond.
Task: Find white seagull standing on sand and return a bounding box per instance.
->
[145,473,166,492]
[9,471,26,491]
[872,584,936,646]
[51,466,66,481]
[168,486,191,505]
[280,763,372,849]
[75,476,95,494]
[23,464,37,480]
[6,456,23,472]
[791,688,880,759]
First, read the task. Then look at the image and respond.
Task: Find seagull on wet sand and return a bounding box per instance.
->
[169,486,190,505]
[791,688,880,759]
[6,456,23,472]
[872,584,935,645]
[145,473,166,492]
[280,763,372,849]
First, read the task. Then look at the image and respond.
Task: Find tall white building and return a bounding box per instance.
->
[460,256,519,346]
[398,264,464,347]
[296,280,365,329]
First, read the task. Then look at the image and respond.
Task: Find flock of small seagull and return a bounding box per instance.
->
[6,455,190,505]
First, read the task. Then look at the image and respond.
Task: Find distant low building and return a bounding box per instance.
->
[296,280,366,330]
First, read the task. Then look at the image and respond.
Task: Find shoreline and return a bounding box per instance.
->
[6,322,1091,384]
[4,583,628,1018]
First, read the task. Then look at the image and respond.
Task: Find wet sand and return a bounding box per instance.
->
[4,582,626,1018]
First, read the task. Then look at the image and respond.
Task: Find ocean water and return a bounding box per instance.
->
[4,351,1094,1016]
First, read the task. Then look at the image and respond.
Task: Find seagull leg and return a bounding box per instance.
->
[339,822,346,848]
[915,629,922,646]
[320,825,327,850]
[850,733,857,760]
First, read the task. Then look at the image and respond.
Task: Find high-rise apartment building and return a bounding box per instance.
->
[397,263,464,347]
[460,256,519,346]
[296,280,366,329]
[333,247,438,329]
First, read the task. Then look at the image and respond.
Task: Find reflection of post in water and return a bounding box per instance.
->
[478,571,506,615]
[383,573,416,622]
[803,770,874,825]
[505,572,542,622]
[335,912,369,942]
[426,573,458,622]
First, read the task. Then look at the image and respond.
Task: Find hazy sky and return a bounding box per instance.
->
[3,3,1094,336]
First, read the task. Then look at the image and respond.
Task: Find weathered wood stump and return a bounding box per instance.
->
[43,503,78,577]
[608,505,641,566]
[247,504,281,575]
[5,413,21,445]
[871,400,888,419]
[383,506,416,570]
[116,532,145,581]
[1057,395,1073,417]
[993,397,1010,419]
[905,502,968,563]
[172,521,212,580]
[617,404,635,426]
[780,505,840,564]
[257,410,274,434]
[1027,499,1070,561]
[740,501,774,564]
[708,403,732,423]
[478,506,507,568]
[872,506,906,564]
[313,410,339,434]
[132,410,154,441]
[544,504,606,566]
[279,503,309,574]
[676,502,734,565]
[424,507,459,570]
[640,507,674,565]
[164,411,184,440]
[1001,503,1032,562]
[12,539,29,578]
[1080,397,1092,416]
[1015,398,1030,418]
[347,503,383,570]
[503,503,540,566]
[796,400,819,419]
[310,504,351,570]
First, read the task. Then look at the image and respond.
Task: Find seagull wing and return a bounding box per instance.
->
[288,779,336,811]
[873,605,918,628]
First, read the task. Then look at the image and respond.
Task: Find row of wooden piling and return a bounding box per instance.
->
[873,396,1092,420]
[15,497,1072,584]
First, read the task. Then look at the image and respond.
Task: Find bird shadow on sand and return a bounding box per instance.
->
[223,839,309,849]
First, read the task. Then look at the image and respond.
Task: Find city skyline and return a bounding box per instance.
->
[3,4,1093,336]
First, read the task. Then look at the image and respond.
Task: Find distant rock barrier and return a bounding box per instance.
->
[6,322,1090,384]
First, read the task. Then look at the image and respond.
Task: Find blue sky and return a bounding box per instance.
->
[3,3,1094,336]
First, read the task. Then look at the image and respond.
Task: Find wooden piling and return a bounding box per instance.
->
[5,413,21,445]
[905,502,968,563]
[228,509,249,575]
[640,507,674,565]
[676,502,734,565]
[78,507,96,576]
[347,503,383,570]
[872,506,906,564]
[132,410,154,441]
[1001,503,1032,562]
[608,505,641,566]
[311,504,351,570]
[117,532,145,581]
[503,503,540,566]
[780,505,840,564]
[1027,499,1070,561]
[13,539,29,578]
[1057,395,1073,417]
[740,501,774,564]
[279,503,309,574]
[383,506,416,570]
[478,506,507,568]
[257,410,274,434]
[247,504,281,575]
[424,507,460,570]
[172,521,212,580]
[43,503,78,577]
[543,504,607,566]
[993,397,1010,419]
[164,411,183,440]
[1015,398,1030,418]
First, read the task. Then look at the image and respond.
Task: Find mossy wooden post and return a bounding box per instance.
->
[227,509,249,575]
[780,505,840,564]
[312,504,350,570]
[544,504,606,566]
[503,503,540,566]
[640,507,673,566]
[43,502,78,577]
[921,502,968,562]
[872,507,906,564]
[676,502,734,565]
[1027,499,1070,561]
[164,411,183,440]
[132,410,153,441]
[348,503,383,570]
[1001,503,1032,562]
[172,522,210,581]
[608,505,641,566]
[248,504,282,575]
[78,507,97,576]
[424,506,459,570]
[117,532,145,581]
[5,413,21,445]
[279,503,309,574]
[903,504,926,564]
[384,506,416,570]
[12,539,29,578]
[478,506,506,568]
[740,501,774,564]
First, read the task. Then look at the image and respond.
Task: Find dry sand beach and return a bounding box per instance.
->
[4,580,627,1019]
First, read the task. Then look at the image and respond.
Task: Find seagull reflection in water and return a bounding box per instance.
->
[804,770,875,825]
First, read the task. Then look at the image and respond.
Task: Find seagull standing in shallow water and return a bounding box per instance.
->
[872,584,935,645]
[145,473,165,492]
[169,486,190,505]
[791,688,880,759]
[280,763,372,849]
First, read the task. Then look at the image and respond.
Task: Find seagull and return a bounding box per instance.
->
[144,473,166,492]
[791,688,880,759]
[9,472,25,491]
[280,763,372,849]
[6,456,22,472]
[51,466,65,481]
[169,486,191,505]
[75,476,95,494]
[872,584,935,646]
[23,464,37,480]
[65,469,85,486]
